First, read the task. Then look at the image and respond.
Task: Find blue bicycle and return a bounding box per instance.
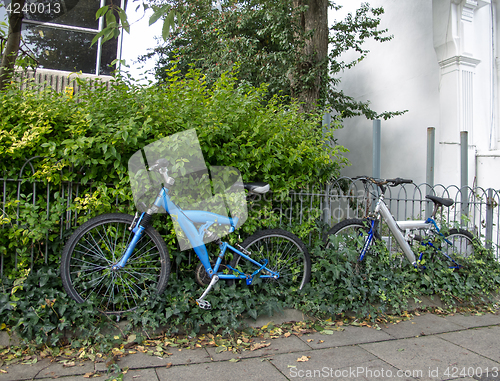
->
[61,130,311,314]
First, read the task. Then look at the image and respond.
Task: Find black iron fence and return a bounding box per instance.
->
[1,161,499,277]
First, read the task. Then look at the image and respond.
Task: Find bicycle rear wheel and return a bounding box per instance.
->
[323,219,377,274]
[229,229,311,291]
[61,213,170,314]
[432,229,475,269]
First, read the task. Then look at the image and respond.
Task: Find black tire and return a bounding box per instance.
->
[229,229,311,290]
[432,228,475,268]
[61,213,170,314]
[323,219,378,274]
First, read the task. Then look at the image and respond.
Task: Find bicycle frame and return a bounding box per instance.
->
[361,194,461,268]
[113,186,279,283]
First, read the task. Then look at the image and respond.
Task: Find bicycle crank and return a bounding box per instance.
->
[195,274,219,310]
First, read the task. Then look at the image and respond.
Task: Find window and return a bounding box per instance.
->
[1,0,123,75]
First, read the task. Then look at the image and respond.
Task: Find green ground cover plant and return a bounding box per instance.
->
[1,233,499,351]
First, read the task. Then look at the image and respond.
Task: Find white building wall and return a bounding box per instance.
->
[333,0,500,190]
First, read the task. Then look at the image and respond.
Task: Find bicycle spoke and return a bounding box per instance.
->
[75,236,113,265]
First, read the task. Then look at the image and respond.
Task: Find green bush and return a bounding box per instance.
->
[0,68,346,278]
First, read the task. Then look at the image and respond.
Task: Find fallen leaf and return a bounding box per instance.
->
[166,363,172,369]
[250,342,271,351]
[216,346,228,353]
[284,332,291,338]
[63,361,76,367]
[111,348,124,356]
[297,356,310,362]
[229,358,240,363]
[83,372,94,378]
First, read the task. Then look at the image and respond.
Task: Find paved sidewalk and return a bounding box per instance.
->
[1,311,499,381]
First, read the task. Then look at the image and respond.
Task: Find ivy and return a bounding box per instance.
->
[1,237,499,349]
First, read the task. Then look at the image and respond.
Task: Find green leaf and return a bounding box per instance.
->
[91,29,107,46]
[118,8,130,34]
[149,4,171,26]
[95,5,109,19]
[162,11,176,40]
[106,10,116,27]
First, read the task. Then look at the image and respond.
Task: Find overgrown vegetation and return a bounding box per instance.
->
[1,69,499,367]
[0,68,346,279]
[1,233,499,356]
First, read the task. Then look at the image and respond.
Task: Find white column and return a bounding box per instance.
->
[433,0,485,187]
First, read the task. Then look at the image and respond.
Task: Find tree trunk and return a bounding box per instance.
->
[291,0,329,113]
[0,0,25,91]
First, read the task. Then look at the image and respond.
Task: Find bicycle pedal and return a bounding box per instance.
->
[196,299,212,310]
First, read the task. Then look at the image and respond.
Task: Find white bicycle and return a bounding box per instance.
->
[324,177,475,272]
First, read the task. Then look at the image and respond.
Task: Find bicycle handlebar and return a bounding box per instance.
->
[148,158,170,172]
[353,176,413,187]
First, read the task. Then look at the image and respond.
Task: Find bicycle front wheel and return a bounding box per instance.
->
[229,229,311,290]
[323,219,377,273]
[61,213,170,314]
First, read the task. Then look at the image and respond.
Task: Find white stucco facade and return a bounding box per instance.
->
[333,0,500,190]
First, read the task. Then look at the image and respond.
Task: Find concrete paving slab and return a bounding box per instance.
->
[122,367,160,381]
[243,308,312,328]
[156,357,288,381]
[361,335,500,381]
[474,373,500,381]
[1,359,93,381]
[297,325,394,349]
[205,335,311,362]
[40,376,96,381]
[380,313,464,339]
[438,326,500,362]
[0,359,52,381]
[34,360,95,379]
[34,366,160,381]
[270,345,415,381]
[442,313,500,329]
[116,348,211,370]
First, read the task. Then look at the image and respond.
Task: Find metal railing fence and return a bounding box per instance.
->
[2,163,499,277]
[272,177,499,258]
[0,157,125,277]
